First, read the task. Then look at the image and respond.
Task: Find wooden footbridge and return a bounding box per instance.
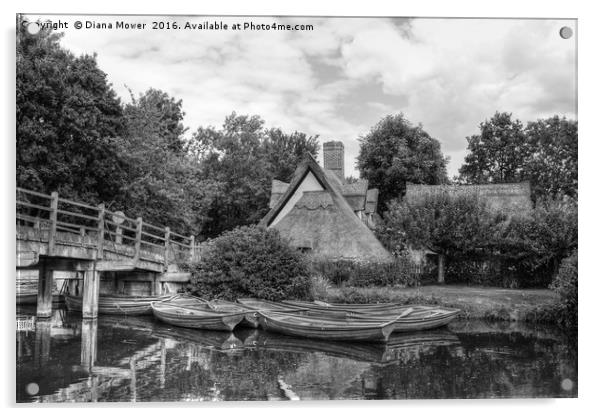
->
[16,187,198,318]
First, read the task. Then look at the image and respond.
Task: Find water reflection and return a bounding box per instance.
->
[16,306,577,402]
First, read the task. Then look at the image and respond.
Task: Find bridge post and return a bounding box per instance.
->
[36,260,54,318]
[133,217,142,263]
[47,191,59,255]
[189,235,195,262]
[80,318,98,371]
[164,227,170,268]
[82,267,100,319]
[96,203,105,260]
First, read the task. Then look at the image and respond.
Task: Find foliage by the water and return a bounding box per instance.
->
[310,255,420,287]
[379,194,577,288]
[378,192,506,283]
[549,250,578,329]
[186,226,312,301]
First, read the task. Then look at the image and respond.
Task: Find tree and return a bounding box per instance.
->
[379,193,503,283]
[188,112,320,237]
[458,112,528,184]
[524,116,578,199]
[263,128,319,182]
[16,15,126,203]
[357,113,449,211]
[123,88,187,154]
[458,112,577,200]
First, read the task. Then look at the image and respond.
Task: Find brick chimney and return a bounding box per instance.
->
[323,141,345,183]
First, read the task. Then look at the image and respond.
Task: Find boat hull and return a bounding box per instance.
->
[64,293,170,315]
[151,303,245,331]
[257,311,396,343]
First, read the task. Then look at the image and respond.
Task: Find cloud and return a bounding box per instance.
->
[30,14,576,178]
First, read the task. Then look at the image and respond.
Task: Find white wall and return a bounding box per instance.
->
[270,171,324,226]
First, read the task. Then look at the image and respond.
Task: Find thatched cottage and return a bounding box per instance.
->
[259,141,391,262]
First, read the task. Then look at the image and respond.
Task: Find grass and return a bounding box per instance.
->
[318,285,560,324]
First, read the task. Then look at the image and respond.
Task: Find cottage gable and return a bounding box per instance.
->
[259,150,390,262]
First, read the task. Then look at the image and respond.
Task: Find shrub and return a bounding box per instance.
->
[309,274,331,300]
[185,226,312,301]
[549,250,577,329]
[498,197,577,287]
[310,254,421,288]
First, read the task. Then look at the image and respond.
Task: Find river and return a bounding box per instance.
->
[16,305,577,402]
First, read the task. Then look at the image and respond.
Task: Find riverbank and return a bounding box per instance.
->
[319,285,560,323]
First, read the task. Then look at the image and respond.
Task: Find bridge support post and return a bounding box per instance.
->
[36,261,54,318]
[80,318,98,371]
[82,268,101,319]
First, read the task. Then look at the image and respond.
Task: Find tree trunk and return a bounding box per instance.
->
[437,253,446,284]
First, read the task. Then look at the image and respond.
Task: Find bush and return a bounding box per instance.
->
[498,197,577,287]
[185,226,312,301]
[549,250,577,329]
[310,254,421,288]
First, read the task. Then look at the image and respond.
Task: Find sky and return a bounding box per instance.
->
[27,15,577,178]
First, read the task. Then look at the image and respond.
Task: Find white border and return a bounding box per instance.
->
[2,1,598,415]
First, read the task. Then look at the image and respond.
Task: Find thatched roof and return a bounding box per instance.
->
[260,153,391,262]
[405,182,533,217]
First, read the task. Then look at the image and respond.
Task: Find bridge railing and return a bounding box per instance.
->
[16,188,198,266]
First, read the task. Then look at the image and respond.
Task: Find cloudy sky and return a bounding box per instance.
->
[29,15,577,177]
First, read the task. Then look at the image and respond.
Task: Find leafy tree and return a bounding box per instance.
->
[379,193,504,283]
[458,112,527,184]
[16,15,126,203]
[188,112,319,237]
[357,113,449,211]
[550,250,578,329]
[123,87,187,154]
[263,128,319,182]
[458,112,577,200]
[524,116,578,199]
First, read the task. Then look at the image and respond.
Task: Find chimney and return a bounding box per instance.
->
[323,141,345,183]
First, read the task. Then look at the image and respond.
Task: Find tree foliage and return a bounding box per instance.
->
[458,112,577,200]
[16,15,126,203]
[188,112,319,237]
[378,193,503,283]
[357,113,449,211]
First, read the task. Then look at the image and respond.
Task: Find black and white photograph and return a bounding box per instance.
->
[12,8,581,405]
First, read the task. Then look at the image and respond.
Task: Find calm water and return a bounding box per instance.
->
[16,305,577,402]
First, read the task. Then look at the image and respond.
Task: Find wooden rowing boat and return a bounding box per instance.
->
[257,310,399,343]
[151,295,246,331]
[281,300,461,332]
[64,293,172,315]
[162,294,259,328]
[236,298,307,312]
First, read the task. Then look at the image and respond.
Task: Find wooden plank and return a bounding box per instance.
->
[133,217,142,263]
[96,203,105,260]
[47,192,58,255]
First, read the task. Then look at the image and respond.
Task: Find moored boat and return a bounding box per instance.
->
[151,295,246,331]
[256,310,399,343]
[64,293,172,315]
[281,300,461,332]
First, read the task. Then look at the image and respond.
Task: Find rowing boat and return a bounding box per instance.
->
[165,294,259,328]
[151,295,247,331]
[236,298,307,312]
[281,300,461,332]
[257,310,399,343]
[64,293,172,315]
